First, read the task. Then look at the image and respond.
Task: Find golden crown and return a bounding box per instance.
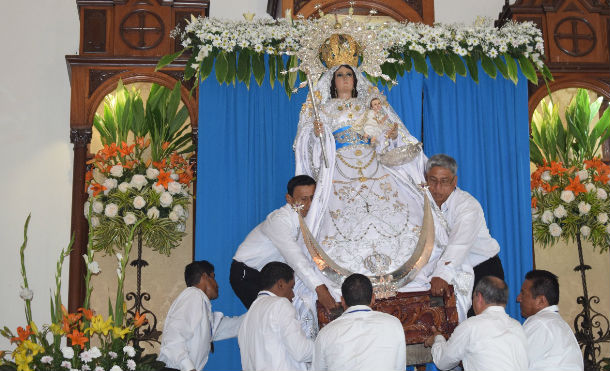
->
[319,33,361,68]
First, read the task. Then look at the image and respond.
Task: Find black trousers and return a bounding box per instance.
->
[467,254,505,317]
[161,367,179,371]
[229,259,262,309]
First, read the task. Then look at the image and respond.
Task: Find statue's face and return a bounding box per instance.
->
[334,66,355,96]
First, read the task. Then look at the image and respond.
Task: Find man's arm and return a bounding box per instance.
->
[211,312,245,341]
[522,317,551,369]
[429,323,470,371]
[276,299,314,363]
[262,210,338,310]
[312,332,328,371]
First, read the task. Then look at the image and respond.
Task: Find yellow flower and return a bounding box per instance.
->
[111,326,131,339]
[85,315,113,336]
[12,340,42,371]
[49,323,64,335]
[28,322,38,335]
[21,340,44,356]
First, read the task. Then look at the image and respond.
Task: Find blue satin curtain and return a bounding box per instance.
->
[196,57,531,370]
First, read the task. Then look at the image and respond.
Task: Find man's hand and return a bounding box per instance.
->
[423,326,443,347]
[430,276,450,296]
[313,120,324,137]
[316,284,339,311]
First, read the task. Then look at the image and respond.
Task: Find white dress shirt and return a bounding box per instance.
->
[431,305,528,371]
[434,188,500,284]
[238,291,314,371]
[523,305,583,371]
[158,287,243,371]
[312,305,406,371]
[233,204,323,291]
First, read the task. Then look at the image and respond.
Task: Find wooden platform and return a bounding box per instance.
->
[317,286,459,367]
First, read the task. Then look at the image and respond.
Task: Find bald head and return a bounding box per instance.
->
[474,276,508,306]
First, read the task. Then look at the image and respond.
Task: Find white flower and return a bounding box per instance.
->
[92,201,104,214]
[133,196,146,209]
[541,171,551,182]
[118,182,131,193]
[160,192,173,207]
[127,359,136,370]
[41,356,53,364]
[169,211,179,222]
[580,225,591,237]
[123,212,137,225]
[116,268,122,279]
[130,174,147,190]
[82,366,91,371]
[153,184,165,193]
[585,183,596,193]
[146,167,160,180]
[110,164,124,178]
[541,210,554,224]
[170,173,179,181]
[89,346,102,359]
[62,346,75,359]
[91,216,100,228]
[578,201,591,215]
[549,223,562,237]
[598,213,608,224]
[19,286,33,301]
[110,366,122,371]
[103,178,118,194]
[80,350,93,363]
[553,205,567,218]
[577,169,588,181]
[84,201,91,217]
[123,345,136,357]
[560,190,575,203]
[61,361,71,369]
[607,224,610,234]
[597,188,608,200]
[105,203,119,218]
[173,204,185,217]
[88,261,101,274]
[116,252,123,261]
[94,367,105,371]
[176,223,186,232]
[147,207,160,219]
[168,181,182,195]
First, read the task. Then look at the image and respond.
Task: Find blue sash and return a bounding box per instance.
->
[332,125,371,150]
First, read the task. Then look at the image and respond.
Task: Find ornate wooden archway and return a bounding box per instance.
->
[65,0,208,313]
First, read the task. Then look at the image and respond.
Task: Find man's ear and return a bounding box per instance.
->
[285,193,292,204]
[340,296,347,310]
[535,294,549,310]
[369,293,376,307]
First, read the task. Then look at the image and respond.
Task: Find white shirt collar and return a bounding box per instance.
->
[344,305,372,314]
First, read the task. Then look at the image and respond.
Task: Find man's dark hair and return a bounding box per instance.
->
[474,276,508,305]
[330,64,358,98]
[341,274,373,307]
[525,269,559,305]
[184,260,214,287]
[287,175,316,196]
[260,262,294,290]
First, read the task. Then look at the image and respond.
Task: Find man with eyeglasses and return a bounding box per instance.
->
[425,154,504,317]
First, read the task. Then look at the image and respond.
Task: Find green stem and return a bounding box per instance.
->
[114,220,144,327]
[20,214,33,326]
[83,202,95,310]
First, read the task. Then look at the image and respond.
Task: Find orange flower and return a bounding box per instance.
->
[78,308,94,321]
[101,143,118,159]
[171,152,186,167]
[152,159,167,170]
[531,197,538,209]
[161,141,170,150]
[156,169,172,189]
[136,136,150,149]
[66,329,89,349]
[594,169,610,184]
[541,183,558,193]
[179,170,193,185]
[550,161,567,175]
[10,325,32,344]
[584,158,605,170]
[565,175,586,195]
[122,160,135,169]
[118,141,135,157]
[133,312,148,328]
[89,183,107,197]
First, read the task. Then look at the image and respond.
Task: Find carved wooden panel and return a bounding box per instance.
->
[317,287,458,365]
[83,9,107,53]
[89,69,128,96]
[282,0,434,24]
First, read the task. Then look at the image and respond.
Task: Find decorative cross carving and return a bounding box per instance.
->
[119,10,164,50]
[554,17,596,57]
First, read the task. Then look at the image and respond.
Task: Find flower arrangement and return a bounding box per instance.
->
[157,14,549,95]
[0,215,164,371]
[86,81,194,255]
[530,89,610,251]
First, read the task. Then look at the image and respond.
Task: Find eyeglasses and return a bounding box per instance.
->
[427,176,455,188]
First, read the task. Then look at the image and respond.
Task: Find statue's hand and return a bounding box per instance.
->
[316,284,339,311]
[313,120,324,137]
[430,276,450,296]
[386,123,398,140]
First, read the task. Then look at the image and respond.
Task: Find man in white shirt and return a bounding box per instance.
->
[230,175,337,311]
[238,262,314,371]
[425,154,504,317]
[517,269,583,371]
[312,273,406,371]
[424,276,528,371]
[158,260,243,371]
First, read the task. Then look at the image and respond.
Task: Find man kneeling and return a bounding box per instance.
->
[312,274,406,371]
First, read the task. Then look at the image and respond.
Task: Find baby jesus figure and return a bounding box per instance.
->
[363,97,398,150]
